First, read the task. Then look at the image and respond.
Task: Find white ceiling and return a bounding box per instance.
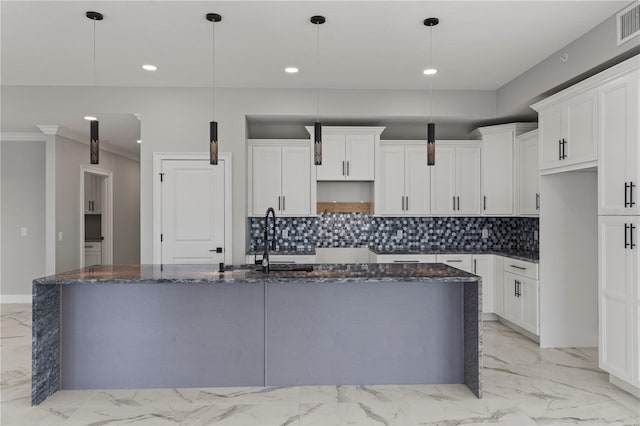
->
[1,1,629,90]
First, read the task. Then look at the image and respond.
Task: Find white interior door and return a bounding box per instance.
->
[161,159,225,264]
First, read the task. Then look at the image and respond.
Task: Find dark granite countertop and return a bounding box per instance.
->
[33,263,479,285]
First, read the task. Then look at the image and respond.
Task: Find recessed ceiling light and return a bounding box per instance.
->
[137,140,142,144]
[285,67,299,74]
[84,116,97,121]
[142,64,158,71]
[423,68,437,75]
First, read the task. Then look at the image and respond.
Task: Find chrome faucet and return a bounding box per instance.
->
[262,207,277,273]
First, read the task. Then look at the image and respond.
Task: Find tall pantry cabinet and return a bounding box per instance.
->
[597,60,640,395]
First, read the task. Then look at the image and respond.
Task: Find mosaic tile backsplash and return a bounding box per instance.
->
[249,213,539,253]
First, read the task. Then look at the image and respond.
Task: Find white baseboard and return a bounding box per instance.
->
[497,316,540,343]
[610,375,640,398]
[483,313,498,321]
[0,294,32,304]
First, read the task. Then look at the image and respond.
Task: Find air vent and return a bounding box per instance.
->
[617,2,640,45]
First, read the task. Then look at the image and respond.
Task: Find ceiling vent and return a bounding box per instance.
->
[617,2,640,45]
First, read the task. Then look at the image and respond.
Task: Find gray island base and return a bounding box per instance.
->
[32,263,482,405]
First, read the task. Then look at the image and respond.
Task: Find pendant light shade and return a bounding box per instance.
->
[206,13,222,165]
[86,11,103,164]
[210,120,218,165]
[311,15,325,166]
[424,17,439,166]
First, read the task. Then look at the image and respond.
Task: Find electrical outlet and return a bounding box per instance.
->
[282,229,289,239]
[534,230,539,241]
[396,229,403,239]
[482,228,489,239]
[20,227,27,237]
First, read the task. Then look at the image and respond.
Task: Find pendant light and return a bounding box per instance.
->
[424,17,439,166]
[86,11,103,164]
[310,15,325,166]
[206,13,222,165]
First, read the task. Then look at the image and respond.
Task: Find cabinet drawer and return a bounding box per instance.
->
[84,242,101,252]
[246,255,316,265]
[504,258,538,280]
[436,254,472,271]
[376,254,436,263]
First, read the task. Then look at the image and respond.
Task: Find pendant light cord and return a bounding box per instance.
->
[429,24,433,125]
[93,19,96,90]
[316,23,320,123]
[212,20,216,120]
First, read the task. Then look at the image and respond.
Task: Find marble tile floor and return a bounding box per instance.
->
[1,303,638,426]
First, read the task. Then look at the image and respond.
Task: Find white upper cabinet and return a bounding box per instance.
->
[375,142,430,216]
[248,140,315,217]
[308,127,384,181]
[84,174,102,214]
[471,123,537,216]
[430,142,480,215]
[598,69,640,216]
[533,84,598,174]
[518,130,540,216]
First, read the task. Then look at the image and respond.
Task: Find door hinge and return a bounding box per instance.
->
[160,233,164,242]
[160,173,165,182]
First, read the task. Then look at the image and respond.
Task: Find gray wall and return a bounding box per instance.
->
[1,141,45,296]
[55,136,140,272]
[1,86,496,264]
[497,13,640,118]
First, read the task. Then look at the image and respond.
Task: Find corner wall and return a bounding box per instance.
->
[0,141,46,300]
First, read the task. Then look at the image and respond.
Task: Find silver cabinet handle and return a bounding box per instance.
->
[401,196,405,211]
[405,196,409,211]
[347,161,350,176]
[446,259,463,263]
[342,161,345,176]
[278,196,281,211]
[282,196,285,211]
[453,196,456,211]
[483,196,486,211]
[473,259,477,273]
[536,193,540,210]
[393,260,419,263]
[510,264,526,270]
[457,196,460,211]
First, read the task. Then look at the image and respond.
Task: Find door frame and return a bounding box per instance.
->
[79,165,113,267]
[152,152,233,265]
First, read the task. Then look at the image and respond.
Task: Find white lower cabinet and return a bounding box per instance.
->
[598,216,639,388]
[84,242,102,266]
[435,254,473,272]
[501,260,539,336]
[472,254,494,314]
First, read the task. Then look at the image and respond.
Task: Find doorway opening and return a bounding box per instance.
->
[80,167,113,267]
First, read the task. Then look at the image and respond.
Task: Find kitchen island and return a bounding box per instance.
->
[32,263,482,405]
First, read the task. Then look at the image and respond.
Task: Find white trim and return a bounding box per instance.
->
[469,122,538,139]
[247,139,309,146]
[539,160,598,176]
[80,166,113,267]
[36,125,59,135]
[0,132,47,142]
[152,152,233,265]
[0,294,32,304]
[610,375,640,398]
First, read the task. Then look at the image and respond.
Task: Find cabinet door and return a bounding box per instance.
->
[345,134,375,180]
[564,88,597,166]
[404,145,430,215]
[456,146,481,215]
[377,145,406,215]
[599,71,640,215]
[92,175,102,214]
[518,133,539,215]
[473,255,494,314]
[520,276,539,335]
[539,105,564,170]
[281,146,311,215]
[599,216,634,381]
[316,135,346,181]
[481,132,514,215]
[430,145,456,214]
[503,272,521,325]
[251,146,282,215]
